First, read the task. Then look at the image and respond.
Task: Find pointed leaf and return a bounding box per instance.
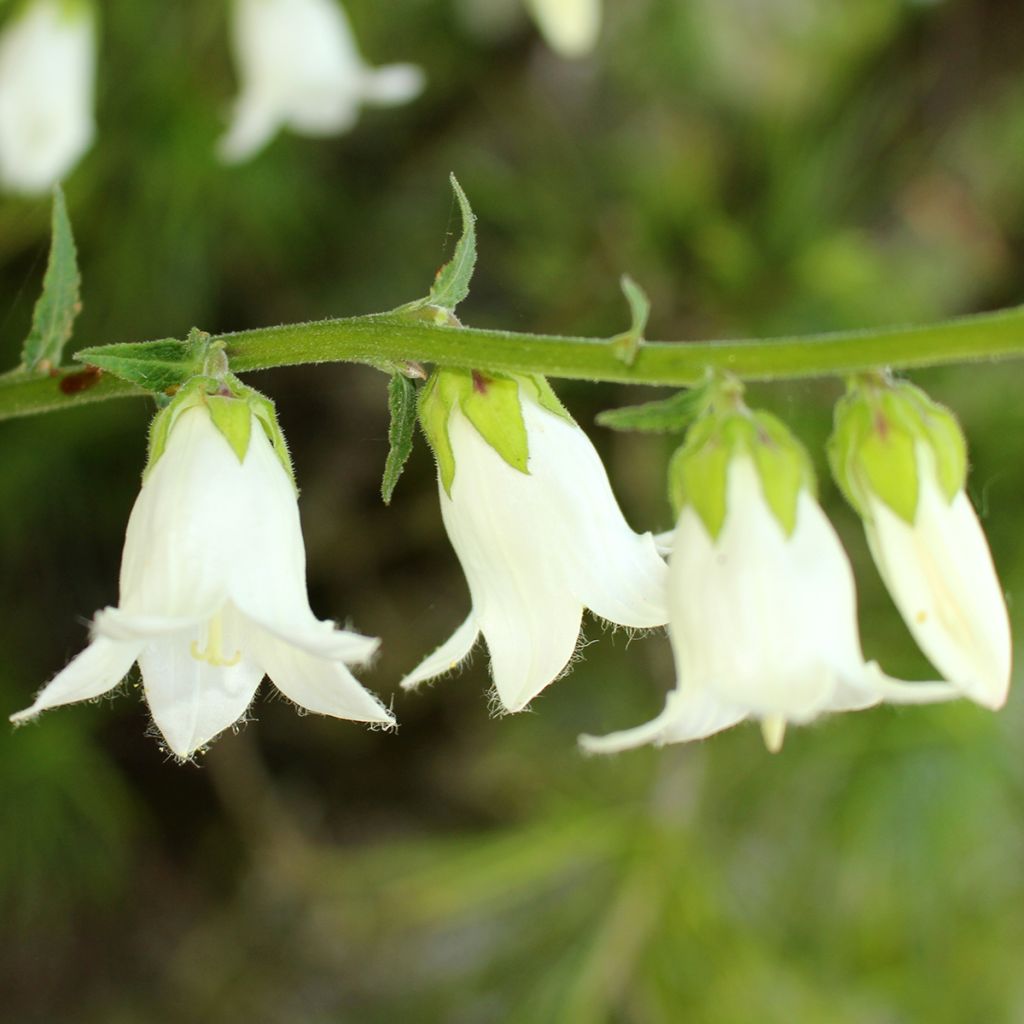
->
[381,372,418,504]
[22,186,81,371]
[461,372,529,475]
[610,275,650,366]
[597,386,711,434]
[74,336,209,393]
[207,394,253,464]
[429,174,477,312]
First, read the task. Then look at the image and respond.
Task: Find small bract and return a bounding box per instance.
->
[403,369,668,713]
[219,0,424,163]
[11,381,392,758]
[582,400,959,755]
[0,0,95,194]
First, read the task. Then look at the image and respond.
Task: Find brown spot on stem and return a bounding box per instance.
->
[58,366,103,394]
[472,370,488,395]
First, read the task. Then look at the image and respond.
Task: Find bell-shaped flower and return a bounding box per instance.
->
[218,0,424,163]
[11,379,392,758]
[582,398,960,755]
[0,0,96,194]
[402,369,668,713]
[524,0,601,58]
[829,376,1011,709]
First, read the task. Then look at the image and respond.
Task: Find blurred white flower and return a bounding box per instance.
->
[582,455,958,755]
[403,373,668,713]
[524,0,601,58]
[219,0,424,163]
[864,442,1011,710]
[11,398,392,758]
[0,0,95,194]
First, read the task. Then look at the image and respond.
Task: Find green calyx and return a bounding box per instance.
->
[669,398,816,540]
[418,367,573,495]
[144,374,294,488]
[827,376,966,525]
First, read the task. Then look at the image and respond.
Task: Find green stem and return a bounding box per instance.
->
[3,303,1024,422]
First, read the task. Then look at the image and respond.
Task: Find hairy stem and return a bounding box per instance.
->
[2,303,1023,422]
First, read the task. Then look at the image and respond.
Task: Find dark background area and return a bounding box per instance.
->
[3,1,1024,1020]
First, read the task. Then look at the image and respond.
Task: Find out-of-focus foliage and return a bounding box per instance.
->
[3,1,1024,1021]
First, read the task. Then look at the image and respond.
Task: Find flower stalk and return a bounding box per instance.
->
[2,302,1024,423]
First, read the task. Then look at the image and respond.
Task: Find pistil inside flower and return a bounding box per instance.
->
[190,610,242,667]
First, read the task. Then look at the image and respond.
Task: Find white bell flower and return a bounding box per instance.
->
[524,0,601,58]
[11,390,392,758]
[402,370,668,713]
[830,378,1012,710]
[219,0,425,163]
[0,0,96,194]
[864,445,1010,710]
[582,422,959,755]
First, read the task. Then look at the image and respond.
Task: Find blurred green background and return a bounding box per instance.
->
[4,0,1024,1021]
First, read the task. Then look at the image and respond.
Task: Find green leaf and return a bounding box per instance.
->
[74,335,208,393]
[597,386,710,434]
[610,275,650,366]
[381,373,418,504]
[428,174,477,312]
[22,186,81,372]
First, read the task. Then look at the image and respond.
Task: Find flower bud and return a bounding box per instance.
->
[829,377,1011,709]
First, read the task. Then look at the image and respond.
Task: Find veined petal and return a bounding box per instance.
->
[138,612,263,758]
[866,452,1011,709]
[256,632,394,726]
[580,688,746,754]
[401,612,479,691]
[94,607,213,642]
[10,637,141,724]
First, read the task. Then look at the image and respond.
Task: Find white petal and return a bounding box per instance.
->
[856,662,963,706]
[217,93,280,163]
[10,637,141,724]
[580,687,746,754]
[401,612,479,691]
[669,460,864,722]
[866,451,1011,709]
[525,0,602,58]
[256,632,394,726]
[360,63,425,106]
[138,616,264,759]
[0,0,95,194]
[118,406,250,622]
[517,399,669,629]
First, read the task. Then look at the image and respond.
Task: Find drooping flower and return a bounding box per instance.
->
[0,0,96,194]
[581,395,959,755]
[829,376,1011,709]
[402,369,668,713]
[11,378,392,758]
[218,0,424,163]
[524,0,601,58]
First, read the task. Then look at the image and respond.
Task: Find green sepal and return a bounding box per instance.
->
[668,415,731,536]
[460,372,529,475]
[518,374,573,423]
[245,386,295,488]
[418,370,461,496]
[206,393,252,465]
[669,406,814,540]
[381,372,418,505]
[418,367,535,495]
[828,378,967,524]
[21,185,80,373]
[749,412,817,536]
